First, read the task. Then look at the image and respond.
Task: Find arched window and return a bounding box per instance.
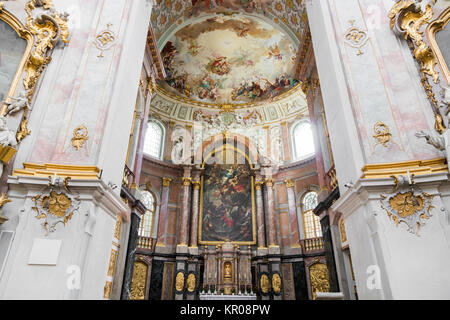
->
[302,191,322,239]
[138,191,155,238]
[292,121,315,160]
[143,120,164,159]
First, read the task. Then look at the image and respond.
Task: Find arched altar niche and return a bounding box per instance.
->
[198,144,256,245]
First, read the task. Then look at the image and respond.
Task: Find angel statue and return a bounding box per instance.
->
[4,91,29,115]
[0,115,17,148]
[416,84,450,160]
[171,136,184,164]
[0,115,17,178]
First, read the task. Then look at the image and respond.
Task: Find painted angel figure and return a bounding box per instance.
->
[5,91,29,115]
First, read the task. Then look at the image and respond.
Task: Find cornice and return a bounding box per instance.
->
[331,172,449,220]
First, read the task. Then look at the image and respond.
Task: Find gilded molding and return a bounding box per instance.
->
[389,0,445,134]
[12,162,101,179]
[339,219,347,243]
[427,7,450,84]
[106,249,118,277]
[1,1,70,143]
[103,281,112,299]
[361,157,447,179]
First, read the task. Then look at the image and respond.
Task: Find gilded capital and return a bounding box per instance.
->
[255,181,264,190]
[192,180,201,190]
[182,177,192,186]
[264,178,274,187]
[162,177,172,187]
[285,179,294,188]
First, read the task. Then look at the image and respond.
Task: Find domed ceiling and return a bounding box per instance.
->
[159,15,300,104]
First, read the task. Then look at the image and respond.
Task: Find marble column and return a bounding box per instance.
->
[255,179,266,248]
[264,178,278,247]
[285,179,301,247]
[189,173,201,248]
[133,82,155,186]
[178,168,192,247]
[120,211,141,300]
[156,177,171,247]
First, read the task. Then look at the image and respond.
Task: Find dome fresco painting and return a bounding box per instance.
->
[160,15,299,104]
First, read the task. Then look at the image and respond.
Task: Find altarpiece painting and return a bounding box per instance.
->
[199,146,256,245]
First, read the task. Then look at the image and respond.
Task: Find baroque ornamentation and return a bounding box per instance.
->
[94,23,116,58]
[0,192,11,225]
[272,273,282,294]
[175,272,185,292]
[187,273,196,293]
[162,177,172,187]
[107,249,118,277]
[309,262,330,300]
[380,174,434,236]
[373,121,392,147]
[1,0,69,143]
[389,0,445,134]
[344,20,369,56]
[103,281,112,299]
[130,261,148,300]
[339,218,347,243]
[260,274,270,294]
[71,125,89,151]
[31,175,81,236]
[285,179,294,188]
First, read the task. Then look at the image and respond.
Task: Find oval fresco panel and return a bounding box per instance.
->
[160,15,299,104]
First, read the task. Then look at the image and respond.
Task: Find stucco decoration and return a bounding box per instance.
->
[380,175,434,236]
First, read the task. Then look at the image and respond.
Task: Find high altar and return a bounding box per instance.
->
[203,242,254,296]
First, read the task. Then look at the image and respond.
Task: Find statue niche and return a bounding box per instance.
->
[223,261,233,281]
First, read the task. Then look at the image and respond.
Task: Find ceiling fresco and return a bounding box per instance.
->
[151,0,308,44]
[159,15,300,104]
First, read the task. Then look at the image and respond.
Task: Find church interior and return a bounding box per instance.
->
[0,0,449,301]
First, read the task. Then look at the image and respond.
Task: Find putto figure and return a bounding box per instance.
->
[5,91,29,115]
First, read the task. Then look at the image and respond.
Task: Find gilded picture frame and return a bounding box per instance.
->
[198,144,257,246]
[427,7,450,85]
[0,8,34,115]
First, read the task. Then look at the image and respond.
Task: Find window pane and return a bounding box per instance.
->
[138,211,153,238]
[303,192,318,212]
[140,191,154,211]
[144,121,163,158]
[294,122,315,160]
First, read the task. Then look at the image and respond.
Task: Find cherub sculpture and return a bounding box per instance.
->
[4,91,29,115]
